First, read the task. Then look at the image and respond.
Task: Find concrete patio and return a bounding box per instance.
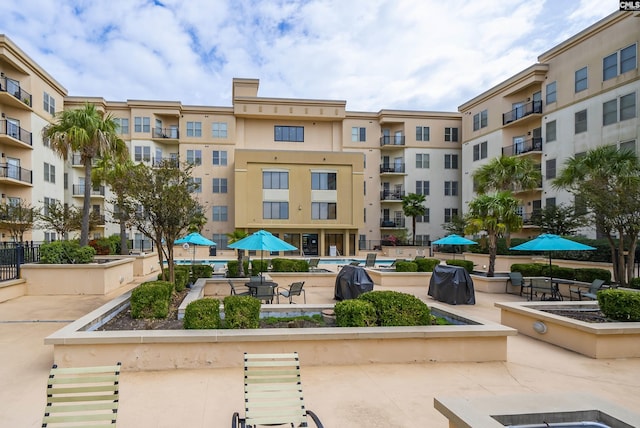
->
[1,270,639,427]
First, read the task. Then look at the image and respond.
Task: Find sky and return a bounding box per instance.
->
[0,0,617,112]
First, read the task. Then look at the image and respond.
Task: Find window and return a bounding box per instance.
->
[575,109,587,134]
[416,126,430,141]
[274,126,304,142]
[212,122,228,138]
[134,146,151,162]
[444,208,459,223]
[444,154,458,169]
[213,150,227,166]
[64,172,68,189]
[473,110,488,131]
[212,178,227,193]
[114,118,129,134]
[603,99,618,126]
[134,117,150,133]
[212,206,228,221]
[546,81,557,104]
[604,43,637,81]
[312,202,337,219]
[416,153,429,168]
[620,93,636,121]
[187,121,202,137]
[546,159,556,180]
[44,162,55,183]
[546,120,556,143]
[620,140,636,154]
[444,127,458,142]
[263,202,289,219]
[575,67,588,92]
[263,171,289,189]
[416,180,429,196]
[444,181,458,196]
[416,209,430,223]
[186,149,202,165]
[189,177,202,193]
[546,197,556,208]
[351,127,366,142]
[415,234,430,245]
[43,92,55,115]
[311,172,336,190]
[212,234,228,249]
[473,141,487,161]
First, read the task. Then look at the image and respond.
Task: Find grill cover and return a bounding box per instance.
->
[334,265,374,300]
[428,264,475,305]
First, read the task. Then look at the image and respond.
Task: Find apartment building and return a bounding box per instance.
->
[459,11,639,239]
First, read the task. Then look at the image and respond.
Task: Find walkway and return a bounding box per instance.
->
[1,272,639,427]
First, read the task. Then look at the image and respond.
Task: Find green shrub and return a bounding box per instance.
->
[191,264,213,279]
[251,259,269,275]
[130,280,173,319]
[597,289,640,322]
[415,258,440,272]
[39,241,96,264]
[446,259,474,273]
[173,267,189,292]
[226,260,250,277]
[574,268,611,284]
[359,290,431,326]
[88,235,119,255]
[270,258,309,272]
[334,299,377,327]
[395,261,418,272]
[629,277,640,290]
[511,263,548,277]
[550,266,575,280]
[223,295,260,329]
[184,298,221,329]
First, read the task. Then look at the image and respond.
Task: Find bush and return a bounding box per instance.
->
[227,260,250,277]
[446,259,474,273]
[251,259,269,275]
[223,295,260,329]
[191,264,213,279]
[550,266,575,280]
[88,235,119,255]
[359,290,431,326]
[334,299,377,327]
[629,277,640,290]
[395,261,418,272]
[597,289,640,322]
[415,258,440,272]
[173,267,189,292]
[39,241,96,264]
[574,268,611,284]
[130,280,173,319]
[271,258,309,272]
[184,298,221,329]
[510,263,548,277]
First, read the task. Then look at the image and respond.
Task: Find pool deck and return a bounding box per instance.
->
[1,266,640,427]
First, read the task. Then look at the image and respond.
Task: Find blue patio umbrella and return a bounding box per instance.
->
[432,234,477,260]
[174,233,216,285]
[229,230,297,280]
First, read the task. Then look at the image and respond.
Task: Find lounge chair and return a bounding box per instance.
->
[308,258,320,271]
[232,352,324,428]
[229,280,251,296]
[508,271,530,296]
[42,362,121,427]
[569,279,605,301]
[277,281,306,304]
[364,253,377,267]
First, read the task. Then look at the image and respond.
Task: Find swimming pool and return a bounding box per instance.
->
[169,258,393,266]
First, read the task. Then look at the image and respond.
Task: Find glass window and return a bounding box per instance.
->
[43,92,55,115]
[620,140,636,154]
[472,110,488,130]
[620,43,637,74]
[575,67,588,92]
[603,53,617,81]
[44,162,55,183]
[603,99,618,126]
[444,208,459,223]
[311,202,337,219]
[575,110,587,134]
[187,121,202,137]
[444,154,458,169]
[473,141,487,161]
[416,180,429,196]
[546,81,557,104]
[416,153,429,168]
[416,126,430,141]
[212,150,227,166]
[546,120,556,142]
[444,181,458,196]
[212,122,228,138]
[444,127,458,142]
[190,177,202,193]
[263,202,289,219]
[262,171,289,189]
[212,206,228,221]
[134,117,150,133]
[212,234,229,249]
[351,127,366,142]
[274,126,304,142]
[212,178,227,193]
[620,93,636,121]
[546,159,556,180]
[114,118,129,134]
[186,149,202,165]
[311,172,336,190]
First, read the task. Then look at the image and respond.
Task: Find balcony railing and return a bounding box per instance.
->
[72,185,105,197]
[92,214,106,225]
[0,77,32,108]
[380,190,405,201]
[379,163,405,173]
[380,218,406,228]
[502,137,543,156]
[0,120,32,146]
[502,100,542,125]
[152,157,179,167]
[380,135,405,147]
[0,163,32,184]
[152,128,179,139]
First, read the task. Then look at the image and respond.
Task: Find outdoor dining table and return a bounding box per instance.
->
[245,281,278,303]
[527,277,564,301]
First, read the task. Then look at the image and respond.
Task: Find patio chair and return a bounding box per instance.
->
[251,283,275,303]
[42,362,121,427]
[308,258,320,271]
[569,279,605,301]
[277,281,306,304]
[508,271,530,296]
[231,352,324,428]
[364,253,377,268]
[228,280,251,296]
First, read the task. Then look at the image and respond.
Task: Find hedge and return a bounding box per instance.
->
[446,259,473,273]
[597,289,640,322]
[414,258,440,272]
[39,241,96,264]
[510,263,611,284]
[130,280,173,319]
[270,258,309,272]
[358,290,431,326]
[184,298,221,329]
[223,295,260,329]
[395,261,418,272]
[334,299,377,327]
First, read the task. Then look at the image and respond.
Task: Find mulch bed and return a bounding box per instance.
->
[540,309,611,323]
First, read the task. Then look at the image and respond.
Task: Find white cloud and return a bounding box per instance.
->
[0,0,615,111]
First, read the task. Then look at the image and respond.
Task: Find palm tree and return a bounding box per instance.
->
[473,155,542,194]
[465,191,523,277]
[227,229,250,277]
[187,211,208,234]
[401,193,427,245]
[43,103,124,246]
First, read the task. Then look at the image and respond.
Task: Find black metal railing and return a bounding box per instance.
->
[0,163,32,184]
[502,100,542,125]
[379,163,405,173]
[380,218,406,228]
[502,137,543,156]
[0,77,32,108]
[380,190,405,200]
[128,239,155,253]
[72,185,105,196]
[0,120,32,145]
[152,127,179,139]
[380,135,405,146]
[0,242,40,282]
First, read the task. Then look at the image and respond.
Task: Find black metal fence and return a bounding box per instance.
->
[0,242,40,282]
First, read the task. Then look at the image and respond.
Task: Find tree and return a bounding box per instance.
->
[553,146,640,286]
[0,200,39,242]
[187,210,208,234]
[530,203,588,236]
[401,193,426,245]
[465,191,523,277]
[120,160,201,283]
[43,102,124,246]
[473,155,542,194]
[442,214,466,235]
[226,229,250,277]
[38,200,82,239]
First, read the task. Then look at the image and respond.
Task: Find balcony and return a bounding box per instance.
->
[152,127,179,141]
[502,100,542,126]
[380,190,405,201]
[72,185,105,197]
[92,214,106,226]
[380,218,405,228]
[0,77,32,110]
[0,163,32,184]
[501,137,543,156]
[379,163,406,174]
[0,120,32,147]
[380,135,405,148]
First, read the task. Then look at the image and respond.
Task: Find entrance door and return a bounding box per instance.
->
[302,234,318,256]
[6,157,20,180]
